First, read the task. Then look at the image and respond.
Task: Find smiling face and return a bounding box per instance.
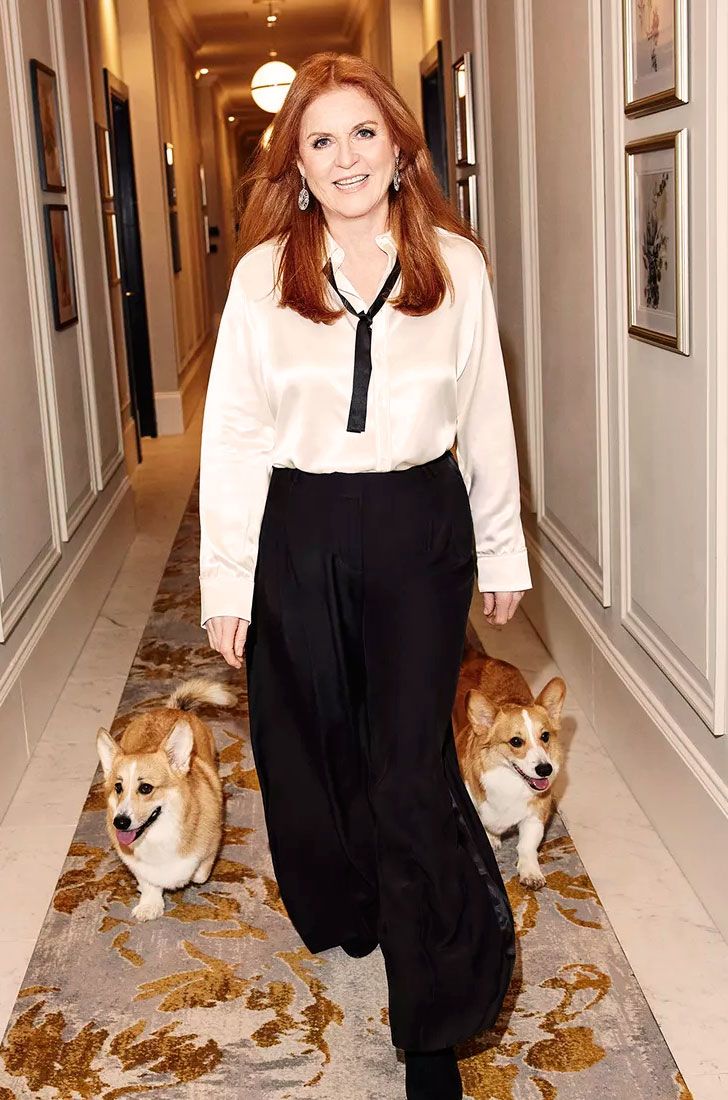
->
[466,693,564,795]
[296,84,399,225]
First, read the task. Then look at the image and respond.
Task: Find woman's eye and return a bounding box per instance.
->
[509,737,523,748]
[358,127,375,138]
[312,137,329,149]
[114,782,122,794]
[139,783,153,795]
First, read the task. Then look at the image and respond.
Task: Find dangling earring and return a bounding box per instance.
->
[298,173,310,211]
[393,154,401,192]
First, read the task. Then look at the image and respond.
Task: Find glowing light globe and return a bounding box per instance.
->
[251,60,296,114]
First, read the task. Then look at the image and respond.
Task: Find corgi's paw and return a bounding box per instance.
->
[486,831,502,851]
[192,858,215,884]
[132,893,165,921]
[518,864,546,890]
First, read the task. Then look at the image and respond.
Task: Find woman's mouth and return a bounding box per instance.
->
[334,174,369,191]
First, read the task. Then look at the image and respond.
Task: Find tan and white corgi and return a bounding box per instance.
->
[453,643,566,889]
[96,677,235,921]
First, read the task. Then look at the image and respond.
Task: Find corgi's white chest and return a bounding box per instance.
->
[476,764,533,833]
[119,808,199,890]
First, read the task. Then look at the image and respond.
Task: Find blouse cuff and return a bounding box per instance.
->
[199,574,254,630]
[476,549,532,594]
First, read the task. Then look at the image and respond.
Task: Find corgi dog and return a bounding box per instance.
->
[453,643,566,889]
[96,677,235,921]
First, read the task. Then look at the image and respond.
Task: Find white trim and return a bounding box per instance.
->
[513,0,543,520]
[472,0,498,275]
[154,390,185,435]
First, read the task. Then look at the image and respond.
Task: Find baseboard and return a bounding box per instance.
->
[523,543,728,943]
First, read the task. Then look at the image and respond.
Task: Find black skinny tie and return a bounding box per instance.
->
[325,255,402,433]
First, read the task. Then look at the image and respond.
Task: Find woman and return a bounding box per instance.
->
[199,52,531,1100]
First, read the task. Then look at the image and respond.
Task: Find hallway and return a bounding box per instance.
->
[0,411,726,1097]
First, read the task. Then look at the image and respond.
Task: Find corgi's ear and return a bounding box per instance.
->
[535,677,567,726]
[96,727,119,778]
[465,689,498,734]
[162,719,194,775]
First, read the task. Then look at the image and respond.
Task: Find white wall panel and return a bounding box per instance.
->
[0,1,61,641]
[530,0,610,604]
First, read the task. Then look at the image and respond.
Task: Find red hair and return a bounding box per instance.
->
[234,51,489,323]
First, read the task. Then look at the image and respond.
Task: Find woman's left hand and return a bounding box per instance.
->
[483,590,525,626]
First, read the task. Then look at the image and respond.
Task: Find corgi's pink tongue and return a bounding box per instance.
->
[530,777,550,791]
[116,829,137,846]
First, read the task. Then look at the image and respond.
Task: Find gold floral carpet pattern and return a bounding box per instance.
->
[0,480,691,1099]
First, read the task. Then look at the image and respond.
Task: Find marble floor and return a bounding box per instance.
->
[1,403,727,1099]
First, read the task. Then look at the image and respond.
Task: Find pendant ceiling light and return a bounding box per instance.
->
[251,58,295,113]
[250,1,295,114]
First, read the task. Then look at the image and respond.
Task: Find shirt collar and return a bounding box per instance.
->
[323,224,397,276]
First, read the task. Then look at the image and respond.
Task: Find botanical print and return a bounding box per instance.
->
[45,205,78,329]
[624,0,685,115]
[636,154,676,331]
[30,62,66,192]
[641,170,670,310]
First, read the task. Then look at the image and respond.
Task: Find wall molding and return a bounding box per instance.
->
[0,472,132,700]
[526,530,728,818]
[48,0,99,539]
[519,0,611,609]
[472,0,498,283]
[513,0,543,527]
[609,1,717,730]
[0,0,64,641]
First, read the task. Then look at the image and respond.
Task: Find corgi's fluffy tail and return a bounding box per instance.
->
[166,677,236,712]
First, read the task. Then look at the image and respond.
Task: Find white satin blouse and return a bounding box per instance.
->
[198,224,532,628]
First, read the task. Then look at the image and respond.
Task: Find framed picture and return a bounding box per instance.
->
[164,142,176,206]
[94,123,114,202]
[453,53,476,167]
[623,0,688,116]
[29,59,66,192]
[102,210,121,285]
[420,41,449,198]
[457,174,479,234]
[625,129,689,354]
[43,204,78,330]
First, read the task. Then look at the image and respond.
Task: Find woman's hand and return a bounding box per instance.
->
[205,615,249,668]
[483,591,525,626]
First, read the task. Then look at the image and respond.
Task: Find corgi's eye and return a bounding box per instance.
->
[509,737,524,748]
[114,782,122,794]
[541,731,550,743]
[139,783,153,795]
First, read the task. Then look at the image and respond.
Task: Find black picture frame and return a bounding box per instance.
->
[420,41,449,199]
[29,59,66,193]
[43,204,78,330]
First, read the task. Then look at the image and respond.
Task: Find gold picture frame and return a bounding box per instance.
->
[625,129,689,354]
[622,0,688,117]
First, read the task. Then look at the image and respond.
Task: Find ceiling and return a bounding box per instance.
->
[179,0,363,128]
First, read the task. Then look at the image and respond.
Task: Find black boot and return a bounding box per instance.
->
[340,935,378,958]
[404,1047,463,1100]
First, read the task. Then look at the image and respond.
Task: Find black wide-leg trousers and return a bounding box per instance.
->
[244,448,516,1052]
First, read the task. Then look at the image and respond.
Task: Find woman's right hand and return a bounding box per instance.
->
[205,615,249,669]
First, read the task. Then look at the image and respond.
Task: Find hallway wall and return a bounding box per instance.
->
[477,0,728,939]
[0,0,135,817]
